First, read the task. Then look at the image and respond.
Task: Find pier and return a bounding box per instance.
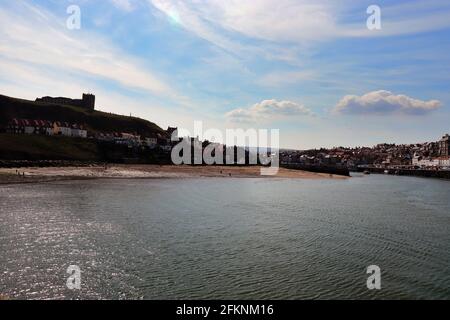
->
[357,166,450,180]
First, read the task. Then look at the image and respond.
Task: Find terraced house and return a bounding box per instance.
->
[7,119,87,138]
[7,119,53,135]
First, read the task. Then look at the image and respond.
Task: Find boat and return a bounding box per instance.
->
[364,170,371,175]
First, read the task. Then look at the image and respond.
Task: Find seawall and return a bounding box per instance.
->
[281,164,350,177]
[360,167,450,180]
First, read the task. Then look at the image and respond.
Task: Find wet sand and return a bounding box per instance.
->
[0,165,347,184]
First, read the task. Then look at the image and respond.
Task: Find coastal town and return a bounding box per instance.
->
[1,93,449,175]
[280,133,450,172]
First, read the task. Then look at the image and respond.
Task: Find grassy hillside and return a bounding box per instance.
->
[0,134,172,163]
[0,94,165,137]
[0,134,101,161]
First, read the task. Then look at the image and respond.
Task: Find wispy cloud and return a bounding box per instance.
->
[149,0,248,55]
[148,0,338,58]
[149,0,450,55]
[0,1,178,99]
[333,90,442,115]
[0,55,196,132]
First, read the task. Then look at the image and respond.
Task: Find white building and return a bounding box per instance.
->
[53,122,87,138]
[438,157,450,168]
[46,126,54,135]
[71,124,87,138]
[115,133,141,147]
[24,125,35,134]
[413,155,442,168]
[421,158,439,167]
[61,126,72,137]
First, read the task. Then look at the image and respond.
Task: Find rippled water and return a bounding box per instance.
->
[1,174,449,299]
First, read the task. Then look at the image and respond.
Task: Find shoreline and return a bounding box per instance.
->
[0,164,348,185]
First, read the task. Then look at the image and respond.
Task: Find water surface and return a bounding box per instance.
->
[0,174,449,299]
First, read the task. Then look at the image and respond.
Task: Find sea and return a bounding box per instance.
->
[0,173,449,299]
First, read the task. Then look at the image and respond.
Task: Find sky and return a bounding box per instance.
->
[0,0,449,149]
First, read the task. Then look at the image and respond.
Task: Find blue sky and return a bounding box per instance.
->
[0,0,449,149]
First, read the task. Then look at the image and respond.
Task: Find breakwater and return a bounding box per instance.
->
[281,164,350,177]
[359,167,450,180]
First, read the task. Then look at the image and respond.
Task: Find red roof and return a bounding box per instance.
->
[9,119,82,129]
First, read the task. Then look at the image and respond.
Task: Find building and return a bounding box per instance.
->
[70,124,88,138]
[53,122,73,136]
[7,119,53,135]
[115,133,141,147]
[7,119,23,134]
[167,127,178,141]
[34,120,53,135]
[145,136,158,149]
[421,158,439,167]
[36,93,95,111]
[96,133,115,142]
[157,132,172,146]
[438,134,449,156]
[40,121,87,138]
[437,157,450,168]
[412,154,421,166]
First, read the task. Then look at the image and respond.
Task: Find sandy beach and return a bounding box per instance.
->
[0,164,347,184]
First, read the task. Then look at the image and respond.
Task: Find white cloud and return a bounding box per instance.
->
[333,90,442,115]
[226,99,313,122]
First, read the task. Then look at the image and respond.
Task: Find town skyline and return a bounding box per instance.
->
[1,1,449,149]
[3,91,448,152]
